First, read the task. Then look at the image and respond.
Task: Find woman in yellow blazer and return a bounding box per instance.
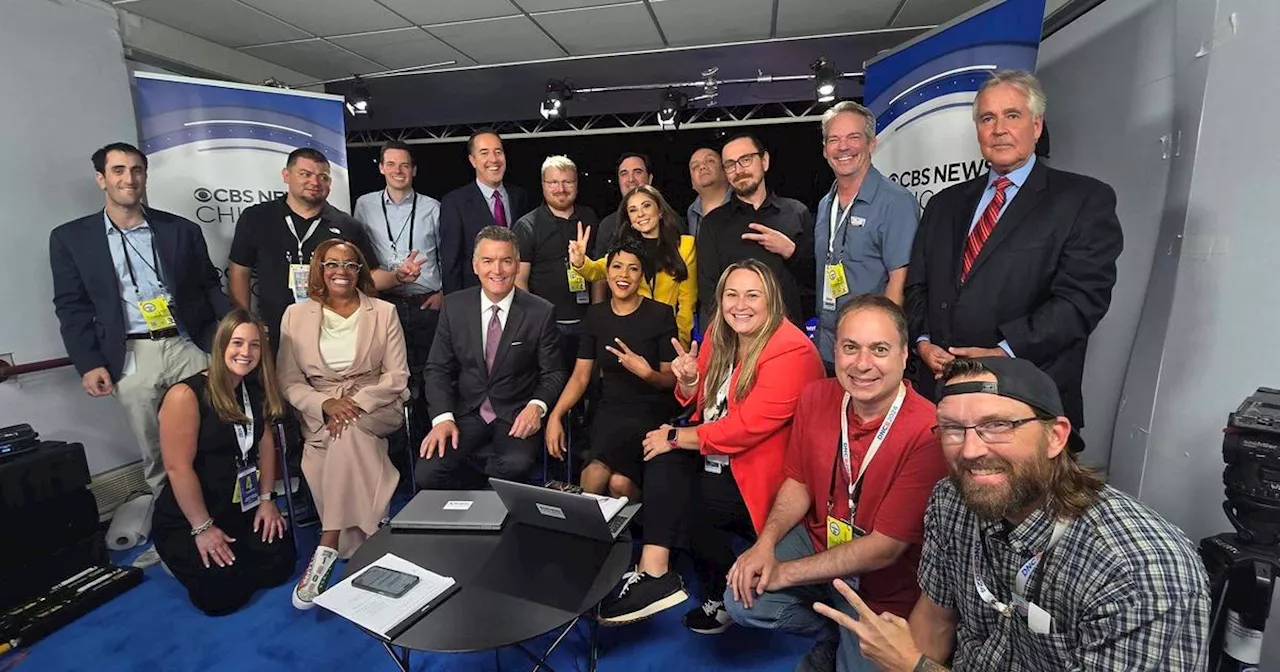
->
[568,184,697,347]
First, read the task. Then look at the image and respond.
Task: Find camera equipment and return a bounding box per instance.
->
[1201,387,1280,671]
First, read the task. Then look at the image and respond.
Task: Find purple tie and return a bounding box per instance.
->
[492,191,508,228]
[479,305,501,423]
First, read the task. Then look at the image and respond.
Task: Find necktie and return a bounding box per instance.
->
[479,305,501,423]
[960,177,1012,283]
[492,191,508,228]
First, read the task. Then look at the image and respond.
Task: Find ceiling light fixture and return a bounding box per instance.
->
[812,57,837,103]
[540,79,573,120]
[657,88,688,130]
[345,76,372,116]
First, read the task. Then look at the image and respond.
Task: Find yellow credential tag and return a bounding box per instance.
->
[827,515,854,549]
[566,265,587,293]
[825,264,850,299]
[138,296,176,332]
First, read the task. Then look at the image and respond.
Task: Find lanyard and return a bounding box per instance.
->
[284,214,323,264]
[827,383,906,519]
[971,518,1070,617]
[826,184,858,261]
[107,214,164,294]
[381,190,417,260]
[232,384,254,463]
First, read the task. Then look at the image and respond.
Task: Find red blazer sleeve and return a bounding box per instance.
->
[697,334,824,456]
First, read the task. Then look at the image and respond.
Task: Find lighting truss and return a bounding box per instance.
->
[348,100,836,147]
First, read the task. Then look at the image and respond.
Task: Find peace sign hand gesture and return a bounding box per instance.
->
[567,221,591,270]
[605,338,654,379]
[813,579,928,672]
[670,337,700,387]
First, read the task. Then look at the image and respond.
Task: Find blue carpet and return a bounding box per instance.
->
[5,494,813,672]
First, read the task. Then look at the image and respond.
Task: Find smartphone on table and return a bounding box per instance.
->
[353,566,420,599]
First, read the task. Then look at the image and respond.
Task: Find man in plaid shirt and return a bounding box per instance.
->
[812,357,1209,671]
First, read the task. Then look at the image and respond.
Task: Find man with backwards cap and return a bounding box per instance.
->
[812,357,1210,671]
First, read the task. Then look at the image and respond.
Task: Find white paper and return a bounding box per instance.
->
[1026,602,1052,635]
[580,493,628,521]
[314,553,455,640]
[442,500,473,511]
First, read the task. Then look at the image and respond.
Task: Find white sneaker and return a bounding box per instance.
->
[292,546,339,610]
[132,545,162,569]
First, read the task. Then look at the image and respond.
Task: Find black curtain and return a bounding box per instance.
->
[346,122,832,219]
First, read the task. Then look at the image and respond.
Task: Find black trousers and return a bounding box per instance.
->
[382,293,441,381]
[154,504,297,616]
[642,451,756,600]
[414,412,541,490]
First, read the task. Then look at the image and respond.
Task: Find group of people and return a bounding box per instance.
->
[48,68,1213,670]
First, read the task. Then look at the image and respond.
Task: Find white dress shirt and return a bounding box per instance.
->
[431,289,548,426]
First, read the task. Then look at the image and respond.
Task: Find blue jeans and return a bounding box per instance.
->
[724,525,878,672]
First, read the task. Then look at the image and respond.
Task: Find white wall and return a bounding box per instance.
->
[0,0,141,474]
[1036,0,1177,471]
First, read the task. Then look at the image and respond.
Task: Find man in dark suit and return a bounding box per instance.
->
[438,129,530,293]
[905,70,1123,443]
[417,226,566,489]
[50,142,229,499]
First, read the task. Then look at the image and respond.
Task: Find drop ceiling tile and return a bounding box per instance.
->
[242,39,384,80]
[377,0,520,25]
[331,28,476,69]
[892,0,985,27]
[428,16,565,64]
[775,0,899,37]
[536,3,662,55]
[239,0,411,36]
[118,0,309,47]
[650,0,772,46]
[520,0,636,11]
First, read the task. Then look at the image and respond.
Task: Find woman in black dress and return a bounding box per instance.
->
[152,309,297,616]
[545,237,678,498]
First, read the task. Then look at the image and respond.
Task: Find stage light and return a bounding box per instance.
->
[812,57,837,103]
[657,88,688,130]
[541,80,573,120]
[346,77,372,116]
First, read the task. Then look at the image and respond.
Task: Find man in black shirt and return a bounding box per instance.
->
[513,155,600,368]
[228,148,422,347]
[697,133,815,329]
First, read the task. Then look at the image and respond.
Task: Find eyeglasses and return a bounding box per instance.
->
[542,179,577,189]
[321,261,362,272]
[722,152,762,173]
[931,418,1042,445]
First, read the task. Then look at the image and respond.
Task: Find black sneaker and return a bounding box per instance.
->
[597,569,689,625]
[794,640,838,672]
[682,598,732,634]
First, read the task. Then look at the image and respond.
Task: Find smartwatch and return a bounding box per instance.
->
[667,427,679,449]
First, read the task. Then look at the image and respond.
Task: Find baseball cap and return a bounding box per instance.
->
[938,357,1084,452]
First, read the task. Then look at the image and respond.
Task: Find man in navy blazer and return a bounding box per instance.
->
[438,129,530,293]
[418,226,566,490]
[905,71,1123,444]
[50,142,229,497]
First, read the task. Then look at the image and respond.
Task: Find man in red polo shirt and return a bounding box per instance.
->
[725,294,947,672]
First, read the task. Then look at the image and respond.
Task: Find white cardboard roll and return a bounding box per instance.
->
[107,494,155,550]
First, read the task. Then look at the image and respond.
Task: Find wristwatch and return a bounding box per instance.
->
[260,491,274,502]
[667,427,679,449]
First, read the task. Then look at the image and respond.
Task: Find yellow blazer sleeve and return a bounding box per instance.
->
[578,255,606,282]
[675,235,698,349]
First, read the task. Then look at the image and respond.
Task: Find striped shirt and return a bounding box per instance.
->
[918,480,1210,671]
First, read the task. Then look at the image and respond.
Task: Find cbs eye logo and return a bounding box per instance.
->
[194,188,213,202]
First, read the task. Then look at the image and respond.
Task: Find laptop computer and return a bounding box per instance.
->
[389,490,508,531]
[489,478,640,542]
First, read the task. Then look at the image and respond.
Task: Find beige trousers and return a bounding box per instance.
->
[113,337,210,494]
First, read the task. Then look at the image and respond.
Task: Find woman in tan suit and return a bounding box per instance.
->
[276,238,408,611]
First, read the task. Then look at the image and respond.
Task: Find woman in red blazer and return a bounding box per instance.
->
[597,259,825,633]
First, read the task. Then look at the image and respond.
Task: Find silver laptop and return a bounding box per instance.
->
[489,478,640,541]
[389,490,508,531]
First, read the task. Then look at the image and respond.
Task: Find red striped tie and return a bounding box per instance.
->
[961,177,1012,283]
